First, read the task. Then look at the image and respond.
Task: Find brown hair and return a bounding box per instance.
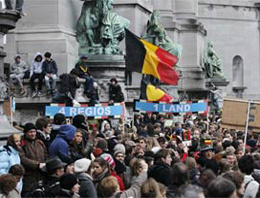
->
[154,149,171,163]
[131,158,145,176]
[185,157,197,170]
[98,176,118,197]
[141,178,163,198]
[0,174,17,195]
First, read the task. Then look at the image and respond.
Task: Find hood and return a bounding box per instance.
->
[14,54,21,59]
[33,52,43,61]
[58,124,76,141]
[52,124,61,131]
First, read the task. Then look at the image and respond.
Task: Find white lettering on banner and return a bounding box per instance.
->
[70,108,77,116]
[85,108,92,116]
[184,104,191,112]
[162,104,191,113]
[78,107,85,114]
[105,107,111,115]
[97,107,104,115]
[58,107,65,114]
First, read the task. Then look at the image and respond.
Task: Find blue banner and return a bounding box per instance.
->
[135,100,208,114]
[45,104,124,117]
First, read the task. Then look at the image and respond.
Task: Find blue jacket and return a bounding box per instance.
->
[49,124,76,159]
[0,145,20,174]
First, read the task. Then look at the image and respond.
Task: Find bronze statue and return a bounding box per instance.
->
[142,10,182,61]
[203,41,225,79]
[76,0,130,55]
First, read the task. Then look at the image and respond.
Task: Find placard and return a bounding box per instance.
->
[45,103,124,118]
[134,100,208,114]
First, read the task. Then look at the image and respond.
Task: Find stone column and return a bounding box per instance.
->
[175,0,206,92]
[0,10,20,138]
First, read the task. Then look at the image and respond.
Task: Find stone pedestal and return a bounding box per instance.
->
[76,55,126,103]
[206,78,230,111]
[0,10,21,139]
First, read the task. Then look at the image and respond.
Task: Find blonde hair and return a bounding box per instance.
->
[98,176,119,197]
[146,137,161,151]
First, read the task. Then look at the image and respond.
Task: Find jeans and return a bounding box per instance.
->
[81,75,94,94]
[10,73,24,88]
[45,74,57,90]
[5,0,23,11]
[30,73,44,92]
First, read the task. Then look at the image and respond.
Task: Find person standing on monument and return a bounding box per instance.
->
[42,52,58,95]
[75,55,94,99]
[30,52,44,98]
[10,55,28,95]
[4,0,26,16]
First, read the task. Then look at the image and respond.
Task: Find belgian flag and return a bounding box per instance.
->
[140,78,173,103]
[125,29,179,85]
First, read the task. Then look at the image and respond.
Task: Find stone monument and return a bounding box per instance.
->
[76,0,130,55]
[76,0,130,102]
[204,41,229,112]
[0,9,21,140]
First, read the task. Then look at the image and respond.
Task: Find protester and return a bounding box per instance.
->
[20,123,47,197]
[35,117,52,150]
[42,52,58,95]
[0,174,18,198]
[51,113,66,142]
[49,124,77,163]
[58,174,80,198]
[98,160,148,198]
[149,149,172,186]
[52,69,80,106]
[109,78,124,103]
[0,134,21,174]
[206,177,237,198]
[30,52,44,97]
[9,55,28,94]
[8,164,25,194]
[238,155,259,198]
[74,158,97,198]
[75,54,94,99]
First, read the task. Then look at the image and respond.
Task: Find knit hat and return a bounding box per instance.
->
[100,153,115,170]
[74,158,91,173]
[24,123,37,133]
[60,174,78,190]
[114,143,126,156]
[73,114,87,129]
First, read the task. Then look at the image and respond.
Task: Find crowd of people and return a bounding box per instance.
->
[0,112,260,198]
[9,53,124,105]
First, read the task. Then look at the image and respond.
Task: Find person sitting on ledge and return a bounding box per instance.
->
[42,52,58,95]
[75,55,94,100]
[4,0,26,16]
[9,54,28,95]
[30,52,44,98]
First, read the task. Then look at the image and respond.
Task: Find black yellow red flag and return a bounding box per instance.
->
[125,29,179,85]
[140,78,173,103]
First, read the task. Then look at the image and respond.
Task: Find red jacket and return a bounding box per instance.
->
[111,171,125,191]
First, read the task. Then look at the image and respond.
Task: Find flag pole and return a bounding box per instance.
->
[243,101,251,155]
